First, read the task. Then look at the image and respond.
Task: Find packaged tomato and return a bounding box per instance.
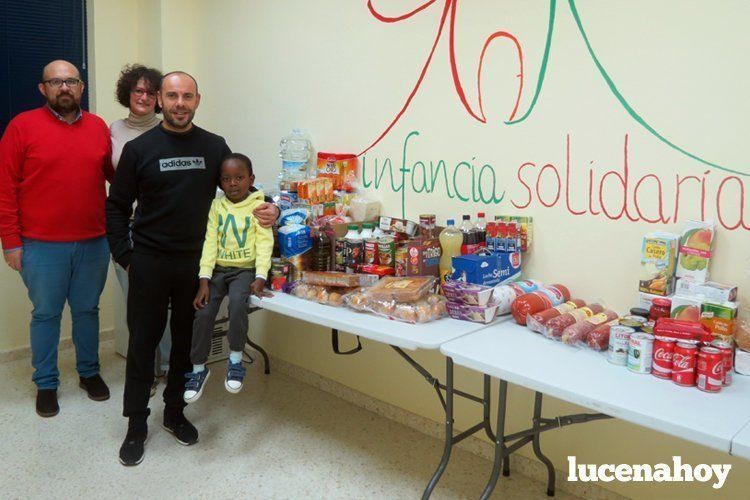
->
[561,310,619,345]
[587,320,618,351]
[543,304,604,339]
[527,299,586,333]
[511,284,571,325]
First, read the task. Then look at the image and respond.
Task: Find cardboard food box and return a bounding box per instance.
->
[670,295,703,321]
[403,237,441,277]
[638,292,674,310]
[700,301,738,337]
[676,220,714,283]
[378,216,419,237]
[675,278,738,303]
[638,232,679,296]
[451,252,522,287]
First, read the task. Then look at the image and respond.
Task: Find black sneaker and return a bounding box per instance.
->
[162,411,198,446]
[119,427,148,466]
[36,389,59,417]
[79,374,110,401]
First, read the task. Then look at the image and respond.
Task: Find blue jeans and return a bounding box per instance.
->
[20,237,110,390]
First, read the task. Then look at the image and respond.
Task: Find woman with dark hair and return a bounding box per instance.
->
[110,64,170,396]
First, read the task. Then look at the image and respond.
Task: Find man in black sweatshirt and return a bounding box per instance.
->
[106,71,277,466]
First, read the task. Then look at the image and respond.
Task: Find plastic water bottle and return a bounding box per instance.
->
[279,129,313,186]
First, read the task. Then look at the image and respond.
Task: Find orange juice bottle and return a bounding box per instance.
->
[439,219,463,284]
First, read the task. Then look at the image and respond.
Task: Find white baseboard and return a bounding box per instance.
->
[0,328,115,363]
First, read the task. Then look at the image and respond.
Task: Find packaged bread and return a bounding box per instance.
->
[290,282,350,307]
[302,271,378,288]
[344,290,446,323]
[364,276,436,302]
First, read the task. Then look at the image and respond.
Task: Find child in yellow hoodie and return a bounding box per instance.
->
[185,153,273,403]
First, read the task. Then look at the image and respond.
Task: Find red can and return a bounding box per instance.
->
[652,338,675,379]
[711,340,734,387]
[697,347,724,393]
[672,342,697,386]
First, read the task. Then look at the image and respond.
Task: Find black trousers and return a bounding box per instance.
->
[123,251,199,423]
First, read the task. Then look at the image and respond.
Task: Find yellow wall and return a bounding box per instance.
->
[3,1,748,498]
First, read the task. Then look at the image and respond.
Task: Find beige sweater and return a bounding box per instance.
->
[109,112,160,168]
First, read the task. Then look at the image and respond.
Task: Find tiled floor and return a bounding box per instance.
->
[0,342,580,499]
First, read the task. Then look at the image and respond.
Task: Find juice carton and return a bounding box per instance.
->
[638,232,679,296]
[670,295,703,322]
[676,220,714,283]
[700,301,738,337]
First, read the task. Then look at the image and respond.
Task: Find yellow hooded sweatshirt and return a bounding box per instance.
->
[198,190,273,279]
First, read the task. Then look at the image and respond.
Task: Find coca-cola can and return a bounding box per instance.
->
[672,342,698,387]
[710,340,734,387]
[697,347,724,393]
[652,338,676,379]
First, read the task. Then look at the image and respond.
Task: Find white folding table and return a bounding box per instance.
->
[250,293,508,498]
[439,321,750,499]
[733,421,750,460]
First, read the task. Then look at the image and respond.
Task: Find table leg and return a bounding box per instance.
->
[245,334,271,374]
[422,357,455,500]
[533,392,556,497]
[480,379,508,500]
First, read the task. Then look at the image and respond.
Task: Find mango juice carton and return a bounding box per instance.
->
[670,295,703,321]
[700,301,738,337]
[676,220,715,283]
[638,232,679,296]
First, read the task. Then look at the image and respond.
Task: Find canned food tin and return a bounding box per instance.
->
[419,214,436,237]
[652,338,675,379]
[270,258,290,291]
[711,340,734,386]
[334,237,347,272]
[697,346,724,393]
[378,237,396,267]
[364,238,379,265]
[608,325,635,365]
[672,342,698,386]
[627,333,654,373]
[394,245,407,276]
[620,315,647,330]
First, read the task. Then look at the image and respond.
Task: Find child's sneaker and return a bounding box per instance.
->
[184,368,210,403]
[225,360,246,394]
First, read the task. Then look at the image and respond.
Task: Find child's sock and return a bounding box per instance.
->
[229,351,243,364]
[193,364,205,373]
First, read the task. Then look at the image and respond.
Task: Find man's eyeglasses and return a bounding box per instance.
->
[42,78,82,88]
[132,88,157,98]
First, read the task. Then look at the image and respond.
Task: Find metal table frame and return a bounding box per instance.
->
[423,357,611,500]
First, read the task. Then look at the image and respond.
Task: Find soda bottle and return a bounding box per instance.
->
[475,212,487,249]
[459,215,476,255]
[439,219,463,284]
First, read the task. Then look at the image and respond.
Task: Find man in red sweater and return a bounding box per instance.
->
[0,60,114,417]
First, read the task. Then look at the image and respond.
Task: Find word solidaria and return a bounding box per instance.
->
[567,456,731,489]
[361,131,749,231]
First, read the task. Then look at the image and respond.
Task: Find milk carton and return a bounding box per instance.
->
[676,220,714,283]
[638,232,679,296]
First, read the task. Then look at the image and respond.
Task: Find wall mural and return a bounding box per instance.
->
[358,0,748,231]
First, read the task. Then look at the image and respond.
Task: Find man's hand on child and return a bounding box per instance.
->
[251,277,273,298]
[253,202,280,228]
[193,279,210,309]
